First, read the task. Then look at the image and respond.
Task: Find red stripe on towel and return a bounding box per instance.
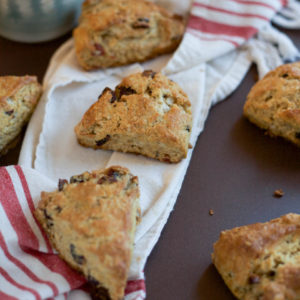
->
[0,232,59,296]
[188,15,258,39]
[14,165,53,253]
[0,168,40,251]
[0,267,41,300]
[125,279,146,294]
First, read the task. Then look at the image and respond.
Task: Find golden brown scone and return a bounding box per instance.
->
[212,213,300,300]
[34,166,141,300]
[0,75,42,155]
[73,0,185,70]
[244,62,300,147]
[75,70,192,163]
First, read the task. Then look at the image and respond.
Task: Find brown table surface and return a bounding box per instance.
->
[1,28,300,300]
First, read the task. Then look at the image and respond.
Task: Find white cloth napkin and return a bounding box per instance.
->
[5,0,298,299]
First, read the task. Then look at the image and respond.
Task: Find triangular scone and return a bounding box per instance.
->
[73,0,185,70]
[35,166,141,300]
[244,62,300,147]
[75,71,192,163]
[212,214,300,300]
[0,75,42,155]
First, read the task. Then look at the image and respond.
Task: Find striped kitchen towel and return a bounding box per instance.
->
[0,165,145,300]
[5,0,300,300]
[165,0,299,75]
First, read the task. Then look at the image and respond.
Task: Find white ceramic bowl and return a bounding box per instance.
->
[0,0,84,43]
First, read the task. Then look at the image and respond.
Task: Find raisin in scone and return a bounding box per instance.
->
[35,166,141,300]
[73,0,185,70]
[75,70,192,163]
[0,75,42,155]
[244,62,300,147]
[212,213,300,300]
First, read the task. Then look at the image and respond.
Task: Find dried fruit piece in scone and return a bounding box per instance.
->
[0,75,42,155]
[73,0,185,70]
[34,166,141,300]
[75,71,192,163]
[212,213,300,300]
[244,62,300,147]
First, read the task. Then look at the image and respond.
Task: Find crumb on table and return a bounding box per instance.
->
[273,189,284,198]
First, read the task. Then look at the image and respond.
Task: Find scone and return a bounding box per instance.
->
[212,213,300,300]
[75,70,192,163]
[34,166,141,300]
[73,0,185,70]
[244,62,300,147]
[0,75,42,155]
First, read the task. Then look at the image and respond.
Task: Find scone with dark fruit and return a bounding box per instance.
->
[35,166,141,300]
[73,0,185,70]
[0,75,42,155]
[75,70,192,163]
[212,213,300,300]
[244,62,300,147]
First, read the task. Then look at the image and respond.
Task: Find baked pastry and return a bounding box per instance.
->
[244,62,300,147]
[34,166,141,300]
[75,70,192,163]
[0,75,42,155]
[212,213,300,300]
[73,0,185,70]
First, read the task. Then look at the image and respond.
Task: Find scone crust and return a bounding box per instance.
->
[73,0,185,70]
[212,213,300,300]
[75,71,192,163]
[34,166,141,300]
[0,75,42,155]
[244,62,300,147]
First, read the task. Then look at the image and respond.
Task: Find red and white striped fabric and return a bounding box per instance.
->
[188,0,286,44]
[0,166,145,300]
[165,0,287,73]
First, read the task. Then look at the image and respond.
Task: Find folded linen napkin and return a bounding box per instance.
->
[1,0,299,299]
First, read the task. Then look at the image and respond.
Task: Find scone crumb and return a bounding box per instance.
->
[273,189,284,198]
[188,143,193,149]
[209,209,214,216]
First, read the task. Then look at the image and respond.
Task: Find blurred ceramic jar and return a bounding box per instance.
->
[0,0,84,43]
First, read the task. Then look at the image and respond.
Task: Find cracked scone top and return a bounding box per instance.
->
[75,70,192,163]
[244,62,300,147]
[0,75,42,155]
[34,166,141,300]
[212,213,300,300]
[73,0,185,70]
